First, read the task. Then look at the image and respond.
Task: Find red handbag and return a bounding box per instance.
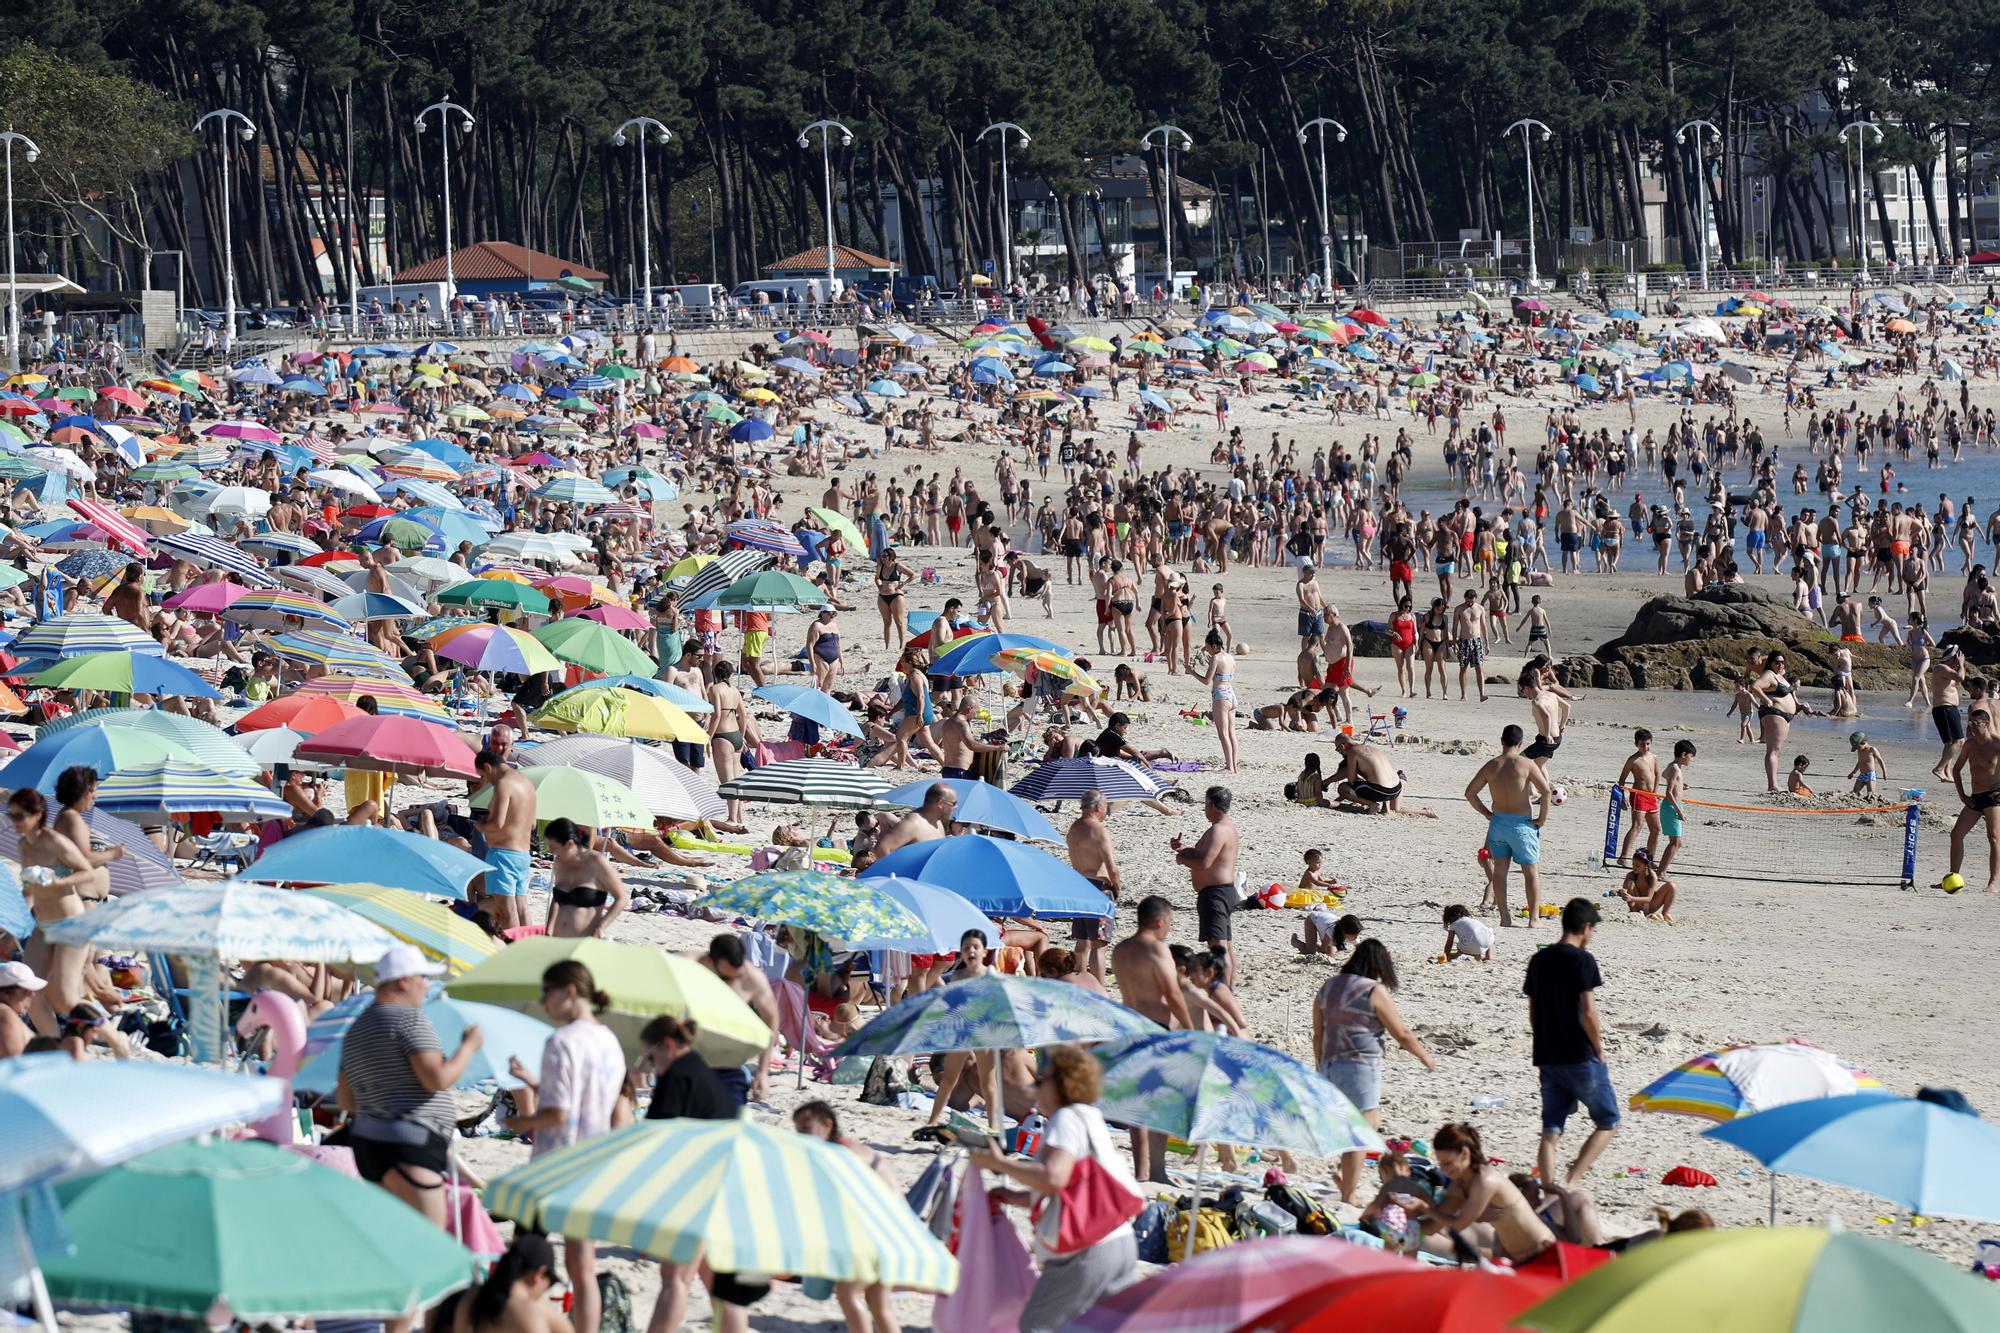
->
[1032,1154,1143,1254]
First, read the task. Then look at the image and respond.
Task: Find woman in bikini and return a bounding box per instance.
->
[874,548,909,650]
[866,646,937,769]
[1419,596,1451,698]
[13,786,107,1032]
[1407,1121,1557,1265]
[1202,629,1239,774]
[1748,650,1809,792]
[542,818,628,939]
[704,661,759,828]
[1390,595,1419,698]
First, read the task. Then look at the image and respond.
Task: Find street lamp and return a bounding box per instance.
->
[193,109,255,351]
[413,101,475,304]
[1140,124,1193,301]
[1675,119,1721,289]
[1505,118,1553,288]
[798,120,854,293]
[612,116,672,317]
[1839,118,1883,281]
[1296,117,1347,300]
[0,128,39,372]
[976,122,1030,290]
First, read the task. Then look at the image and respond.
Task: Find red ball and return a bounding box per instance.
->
[1476,847,1492,860]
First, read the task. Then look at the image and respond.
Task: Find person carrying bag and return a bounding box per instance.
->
[969,1045,1143,1333]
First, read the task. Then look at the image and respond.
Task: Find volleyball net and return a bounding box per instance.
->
[1601,786,1919,890]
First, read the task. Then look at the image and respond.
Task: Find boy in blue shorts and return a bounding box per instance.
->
[1463,723,1553,927]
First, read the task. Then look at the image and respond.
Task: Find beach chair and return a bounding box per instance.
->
[188,830,260,874]
[773,977,835,1081]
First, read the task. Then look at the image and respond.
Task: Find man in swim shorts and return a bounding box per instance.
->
[1947,707,2000,894]
[476,746,538,931]
[1173,786,1241,985]
[1615,728,1663,866]
[1332,734,1403,813]
[1464,725,1553,926]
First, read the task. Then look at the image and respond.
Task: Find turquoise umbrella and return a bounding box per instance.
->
[293,984,552,1094]
[39,707,263,776]
[1092,1029,1380,1156]
[698,869,925,945]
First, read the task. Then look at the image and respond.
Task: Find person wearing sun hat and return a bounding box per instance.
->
[0,960,48,1058]
[334,943,480,1230]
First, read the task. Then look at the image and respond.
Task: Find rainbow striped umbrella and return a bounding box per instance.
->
[295,884,499,976]
[1629,1042,1881,1122]
[294,676,452,722]
[222,589,351,631]
[486,1120,956,1290]
[12,614,162,660]
[90,759,291,822]
[268,630,406,678]
[431,622,563,675]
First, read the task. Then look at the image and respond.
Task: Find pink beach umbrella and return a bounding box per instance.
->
[1065,1236,1415,1333]
[294,714,478,779]
[164,581,253,613]
[574,604,649,630]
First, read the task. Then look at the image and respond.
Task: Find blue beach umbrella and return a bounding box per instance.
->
[845,874,998,953]
[750,683,863,737]
[294,985,552,1094]
[926,631,1070,677]
[864,833,1113,919]
[1092,1029,1381,1156]
[236,824,491,898]
[835,973,1154,1060]
[881,777,1059,842]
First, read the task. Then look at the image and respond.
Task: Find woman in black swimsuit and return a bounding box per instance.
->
[1748,651,1808,792]
[875,549,908,650]
[543,817,628,938]
[1419,597,1451,698]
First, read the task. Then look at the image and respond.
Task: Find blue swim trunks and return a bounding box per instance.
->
[484,846,531,898]
[1486,813,1542,866]
[1746,530,1767,550]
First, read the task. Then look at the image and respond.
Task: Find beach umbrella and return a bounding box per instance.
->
[469,764,651,829]
[698,869,926,943]
[703,568,825,612]
[431,622,564,675]
[157,531,275,585]
[331,590,427,623]
[267,629,406,678]
[269,564,352,600]
[451,936,770,1065]
[1515,1227,2000,1333]
[221,589,349,631]
[27,651,220,698]
[865,834,1117,919]
[163,581,253,614]
[1093,1029,1379,1156]
[722,517,806,558]
[1629,1041,1880,1122]
[715,756,892,808]
[531,686,708,743]
[517,735,719,821]
[1067,1236,1413,1333]
[531,617,657,674]
[295,714,478,779]
[239,824,490,897]
[237,695,365,735]
[437,577,554,615]
[233,725,324,772]
[845,874,999,954]
[0,1052,287,1198]
[1257,1266,1558,1333]
[536,475,616,506]
[880,776,1058,841]
[53,549,129,582]
[89,759,291,822]
[1009,756,1166,802]
[926,631,1071,677]
[1705,1091,2000,1223]
[293,885,498,977]
[38,708,261,776]
[0,727,185,797]
[43,881,392,962]
[486,1119,955,1291]
[485,531,588,565]
[670,548,773,602]
[293,984,543,1090]
[750,683,863,737]
[40,1141,478,1320]
[12,613,162,659]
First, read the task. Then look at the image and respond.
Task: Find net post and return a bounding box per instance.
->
[1901,801,1920,891]
[1602,785,1625,867]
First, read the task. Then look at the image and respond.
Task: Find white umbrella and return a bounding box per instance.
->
[388,556,465,588]
[206,487,273,519]
[307,468,382,501]
[36,448,94,483]
[235,726,329,771]
[519,734,723,820]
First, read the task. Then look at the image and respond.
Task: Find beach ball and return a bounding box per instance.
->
[1258,883,1287,909]
[1550,785,1568,805]
[1942,872,1966,894]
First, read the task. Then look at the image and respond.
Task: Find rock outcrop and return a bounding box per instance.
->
[1557,586,1905,691]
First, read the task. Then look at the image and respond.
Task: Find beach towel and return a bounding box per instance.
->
[934,1163,1034,1333]
[775,977,835,1075]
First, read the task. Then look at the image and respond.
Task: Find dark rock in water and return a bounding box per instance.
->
[1572,587,1903,690]
[1940,626,2000,666]
[1352,620,1396,658]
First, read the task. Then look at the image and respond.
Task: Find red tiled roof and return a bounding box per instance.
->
[765,244,896,273]
[393,241,607,284]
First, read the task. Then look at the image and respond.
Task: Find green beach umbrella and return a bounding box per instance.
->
[436,577,554,615]
[807,505,867,549]
[469,764,652,828]
[531,617,657,674]
[710,569,826,611]
[40,1140,478,1319]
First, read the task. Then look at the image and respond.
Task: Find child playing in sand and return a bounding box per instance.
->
[1291,908,1361,958]
[1847,731,1886,797]
[1442,903,1494,961]
[1866,596,1905,645]
[1298,847,1342,899]
[1619,849,1678,921]
[1787,755,1815,797]
[1207,583,1233,649]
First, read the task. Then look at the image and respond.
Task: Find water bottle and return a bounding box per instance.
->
[1470,1095,1505,1111]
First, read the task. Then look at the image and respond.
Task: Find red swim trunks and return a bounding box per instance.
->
[1327,657,1354,688]
[1391,561,1414,584]
[1096,599,1113,626]
[1630,790,1661,814]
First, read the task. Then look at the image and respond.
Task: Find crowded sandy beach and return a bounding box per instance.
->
[4,261,2000,1333]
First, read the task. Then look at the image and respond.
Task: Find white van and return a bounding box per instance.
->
[355,281,451,312]
[659,283,727,309]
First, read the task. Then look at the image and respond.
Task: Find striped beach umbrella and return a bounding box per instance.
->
[1009,756,1166,802]
[12,614,162,660]
[431,623,563,675]
[38,709,262,777]
[518,735,720,821]
[65,497,150,556]
[484,531,586,565]
[41,882,393,964]
[331,591,427,623]
[223,589,351,631]
[0,805,176,895]
[715,757,891,809]
[535,475,616,506]
[294,676,451,723]
[294,886,499,978]
[268,630,406,678]
[668,548,771,603]
[157,531,276,586]
[269,564,354,600]
[1629,1042,1881,1122]
[90,760,292,822]
[485,1119,957,1290]
[723,517,805,557]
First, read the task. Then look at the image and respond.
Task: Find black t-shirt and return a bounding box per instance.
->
[1094,727,1133,759]
[1523,942,1602,1067]
[645,1051,739,1122]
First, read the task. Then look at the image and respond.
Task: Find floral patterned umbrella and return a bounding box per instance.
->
[697,869,925,945]
[1091,1029,1381,1157]
[835,973,1156,1059]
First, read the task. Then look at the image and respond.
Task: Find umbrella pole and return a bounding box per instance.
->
[28,1267,57,1333]
[987,1049,1003,1134]
[1768,1170,1777,1227]
[448,1156,461,1244]
[1185,1143,1206,1261]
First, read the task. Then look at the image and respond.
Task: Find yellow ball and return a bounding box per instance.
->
[1942,873,1966,895]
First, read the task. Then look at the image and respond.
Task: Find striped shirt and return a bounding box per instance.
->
[339,1001,457,1135]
